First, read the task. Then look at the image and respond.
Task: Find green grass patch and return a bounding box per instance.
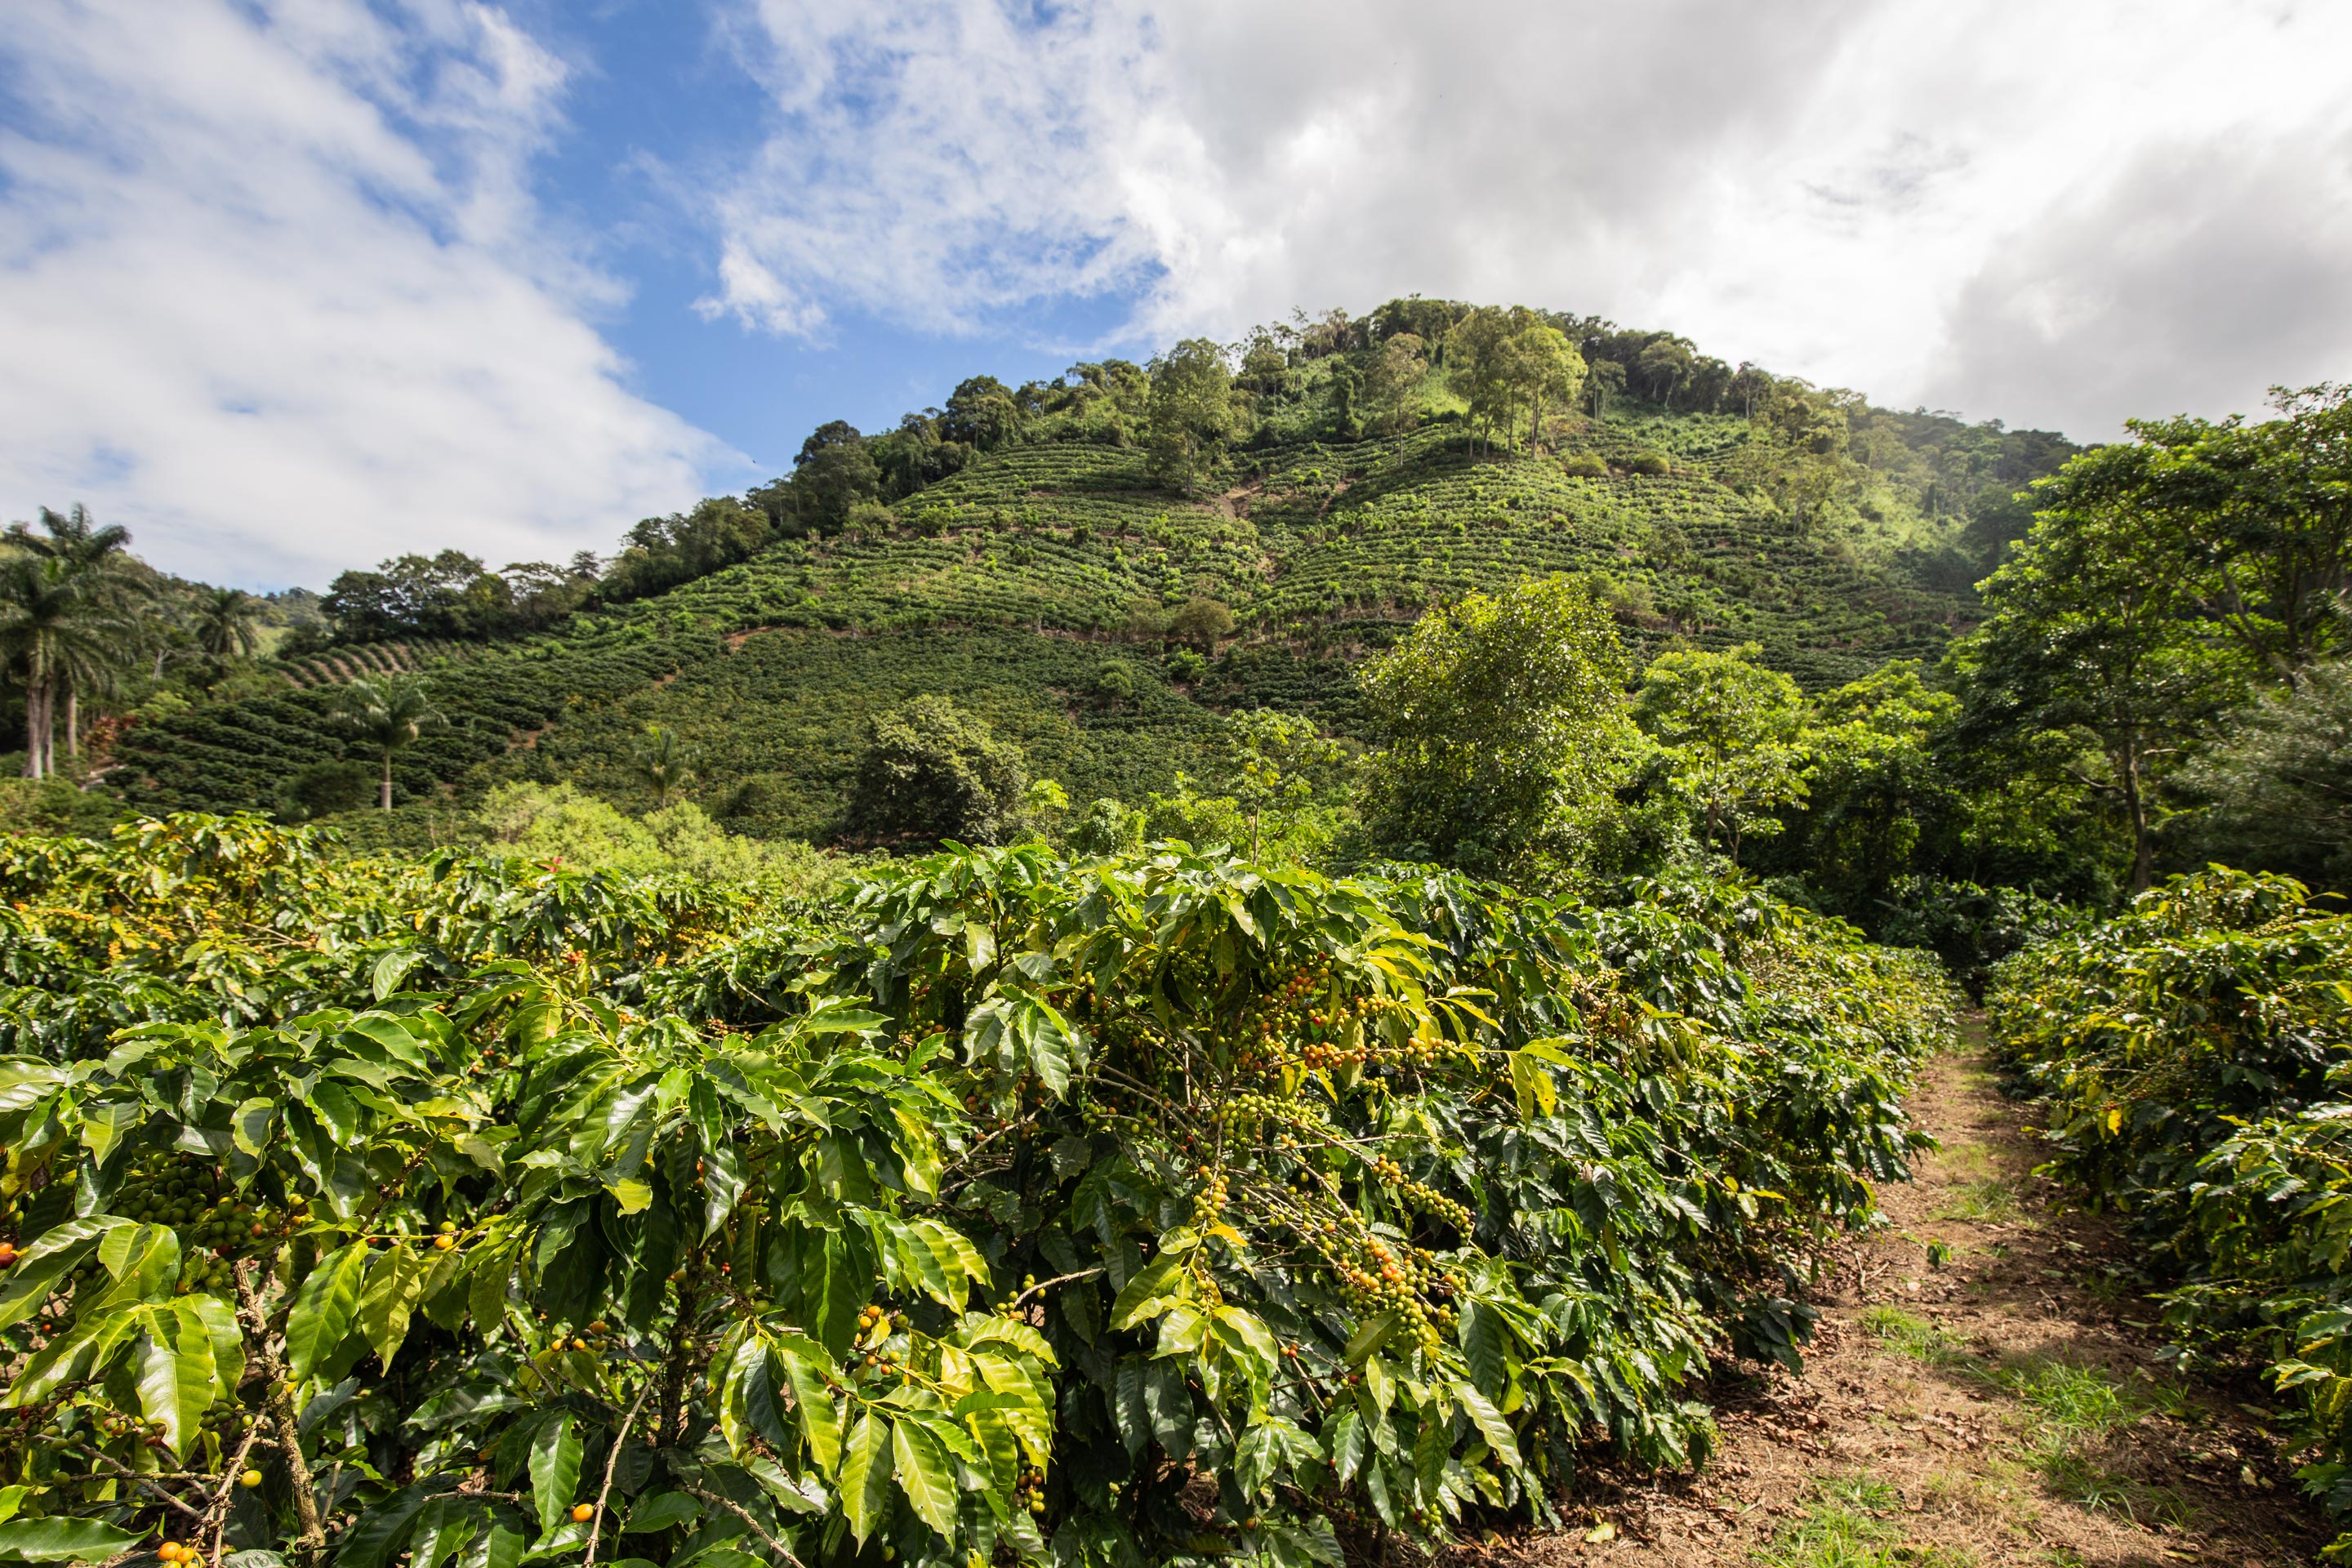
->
[1935,1178,2022,1223]
[1860,1305,1971,1367]
[1752,1474,1976,1566]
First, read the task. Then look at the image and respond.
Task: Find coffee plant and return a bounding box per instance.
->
[1989,867,2352,1552]
[0,816,1953,1566]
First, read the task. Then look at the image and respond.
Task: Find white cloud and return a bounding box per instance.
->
[0,0,729,588]
[708,0,2352,439]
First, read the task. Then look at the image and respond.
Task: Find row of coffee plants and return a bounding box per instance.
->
[108,421,1978,821]
[1988,868,2352,1552]
[0,815,1953,1566]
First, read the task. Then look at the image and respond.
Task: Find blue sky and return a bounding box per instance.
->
[4,0,2350,589]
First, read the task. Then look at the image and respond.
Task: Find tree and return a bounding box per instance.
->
[1144,340,1236,493]
[1226,709,1349,861]
[1508,322,1585,455]
[1357,576,1636,872]
[189,586,264,661]
[940,376,1023,450]
[791,421,882,532]
[1362,333,1428,434]
[6,504,148,760]
[630,724,697,808]
[1446,308,1517,454]
[1955,485,2241,890]
[2065,385,2351,684]
[1632,643,1809,865]
[328,675,448,810]
[1167,596,1234,653]
[848,694,1027,847]
[0,555,131,778]
[2176,655,2352,890]
[1766,662,1958,911]
[1147,710,1352,863]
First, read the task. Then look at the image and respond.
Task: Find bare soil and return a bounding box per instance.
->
[1512,1028,2328,1566]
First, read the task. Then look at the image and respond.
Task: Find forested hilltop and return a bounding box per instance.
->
[5,298,2348,932]
[7,305,2069,871]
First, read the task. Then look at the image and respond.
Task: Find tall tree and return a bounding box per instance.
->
[329,675,448,811]
[1955,488,2240,890]
[1445,308,1519,454]
[2072,385,2351,684]
[1632,643,1809,866]
[1508,322,1585,455]
[1358,575,1634,873]
[6,504,147,760]
[1143,340,1236,493]
[630,724,697,808]
[191,586,265,661]
[1361,333,1428,434]
[0,555,131,778]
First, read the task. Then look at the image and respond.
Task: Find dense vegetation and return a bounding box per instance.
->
[0,814,1953,1566]
[6,293,2350,1563]
[1989,869,2352,1552]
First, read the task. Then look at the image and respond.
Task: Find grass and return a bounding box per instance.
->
[1860,1305,1971,1368]
[1988,1356,2203,1525]
[1751,1474,1976,1567]
[1856,1311,2209,1528]
[1936,1178,2023,1224]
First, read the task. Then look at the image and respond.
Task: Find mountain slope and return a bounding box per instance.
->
[108,412,2019,840]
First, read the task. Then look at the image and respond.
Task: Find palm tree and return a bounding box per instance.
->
[329,675,447,810]
[7,505,149,760]
[629,724,697,808]
[191,587,265,662]
[0,555,131,778]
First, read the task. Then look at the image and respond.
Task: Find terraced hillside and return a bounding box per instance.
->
[108,421,1993,840]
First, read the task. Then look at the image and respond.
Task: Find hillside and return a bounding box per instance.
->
[106,408,2011,841]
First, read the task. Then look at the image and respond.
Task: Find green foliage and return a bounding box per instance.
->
[474,782,843,893]
[2176,655,2352,892]
[280,759,376,822]
[849,695,1030,848]
[1146,340,1237,493]
[1956,472,2244,888]
[0,814,1954,1567]
[1633,643,1808,865]
[627,724,697,808]
[1358,577,1634,875]
[328,675,448,811]
[1147,709,1355,865]
[1989,868,2352,1549]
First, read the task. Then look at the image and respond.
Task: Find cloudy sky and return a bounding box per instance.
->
[3,0,2349,589]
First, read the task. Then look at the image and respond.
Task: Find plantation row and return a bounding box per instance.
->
[0,815,1956,1567]
[279,640,477,688]
[1989,870,2352,1554]
[104,416,1976,826]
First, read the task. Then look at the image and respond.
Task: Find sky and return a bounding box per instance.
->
[2,1,2349,590]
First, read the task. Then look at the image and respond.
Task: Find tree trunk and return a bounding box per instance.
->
[2121,746,2153,893]
[65,688,78,760]
[381,752,394,812]
[24,682,51,779]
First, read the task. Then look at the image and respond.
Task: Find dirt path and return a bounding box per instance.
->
[1531,1028,2328,1566]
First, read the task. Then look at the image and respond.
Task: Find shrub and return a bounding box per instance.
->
[1091,659,1137,703]
[1560,452,1608,479]
[0,817,1953,1568]
[1989,867,2352,1551]
[1628,451,1672,477]
[280,758,376,821]
[849,693,1029,847]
